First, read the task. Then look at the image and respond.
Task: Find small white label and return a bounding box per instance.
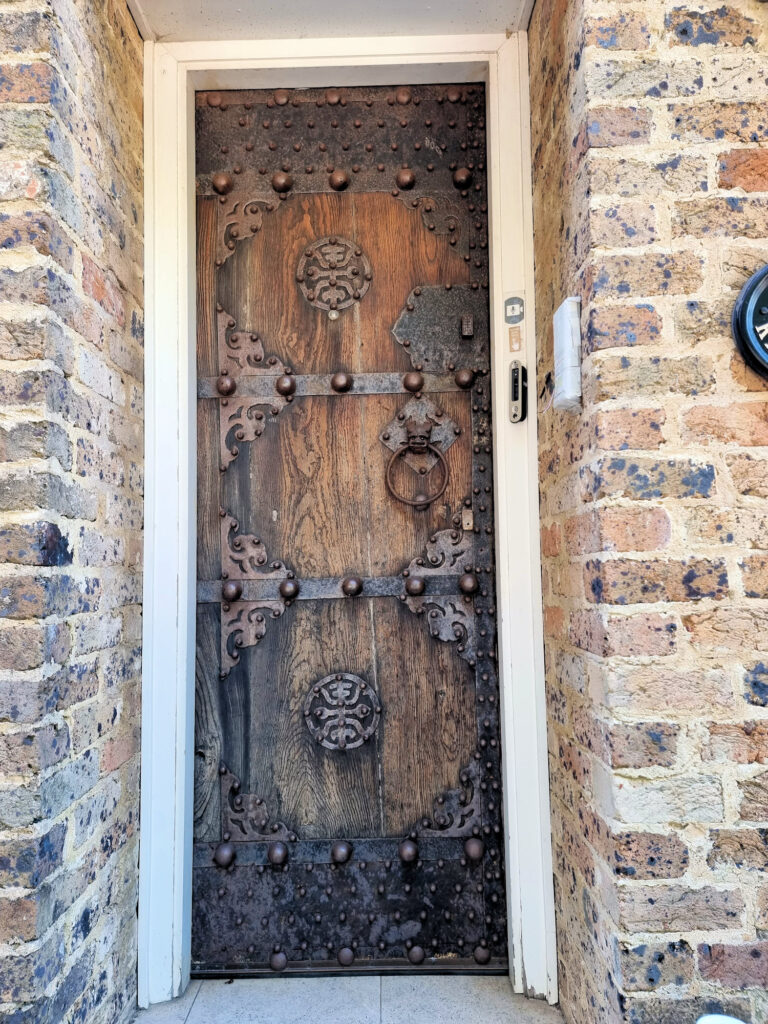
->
[462,508,474,532]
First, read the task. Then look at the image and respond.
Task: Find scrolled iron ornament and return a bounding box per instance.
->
[303,673,381,751]
[296,236,372,315]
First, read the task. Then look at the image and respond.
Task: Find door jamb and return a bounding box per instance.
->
[139,32,556,1007]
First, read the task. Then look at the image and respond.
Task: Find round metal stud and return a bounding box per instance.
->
[395,87,412,105]
[446,86,462,103]
[270,951,288,971]
[267,840,289,865]
[331,840,353,864]
[206,93,222,108]
[330,372,353,393]
[464,837,485,862]
[212,841,236,869]
[459,573,480,595]
[273,89,290,106]
[279,579,300,600]
[398,838,419,863]
[329,169,350,191]
[405,576,426,596]
[341,576,363,597]
[395,167,416,190]
[408,945,425,964]
[212,172,234,195]
[473,945,491,965]
[326,88,342,106]
[455,368,475,389]
[271,171,294,193]
[338,947,355,966]
[403,371,425,393]
[453,166,473,189]
[222,581,243,603]
[276,374,296,396]
[216,374,236,397]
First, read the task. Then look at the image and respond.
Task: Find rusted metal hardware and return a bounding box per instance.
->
[340,576,363,596]
[192,853,504,972]
[330,840,353,864]
[399,529,478,664]
[303,673,381,751]
[219,512,295,676]
[197,572,464,603]
[330,371,354,393]
[408,760,483,839]
[200,370,467,400]
[392,285,490,375]
[219,766,295,844]
[379,397,459,510]
[215,306,291,470]
[296,237,372,316]
[195,84,489,283]
[398,839,419,863]
[385,424,449,510]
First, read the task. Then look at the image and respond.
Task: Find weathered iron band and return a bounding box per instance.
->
[197,574,466,603]
[194,836,464,867]
[198,371,464,399]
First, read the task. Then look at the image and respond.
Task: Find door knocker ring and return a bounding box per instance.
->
[385,416,449,509]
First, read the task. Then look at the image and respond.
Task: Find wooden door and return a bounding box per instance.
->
[193,83,506,975]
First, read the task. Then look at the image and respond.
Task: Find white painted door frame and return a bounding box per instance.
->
[139,32,556,1008]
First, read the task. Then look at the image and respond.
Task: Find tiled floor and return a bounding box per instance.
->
[134,976,564,1024]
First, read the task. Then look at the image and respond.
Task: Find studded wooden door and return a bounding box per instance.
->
[193,83,505,976]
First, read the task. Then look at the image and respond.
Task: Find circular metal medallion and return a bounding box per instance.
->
[303,672,381,751]
[296,237,372,315]
[733,264,768,379]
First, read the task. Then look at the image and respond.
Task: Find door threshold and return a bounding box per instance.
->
[192,958,508,979]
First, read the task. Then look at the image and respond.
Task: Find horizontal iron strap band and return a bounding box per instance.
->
[197,575,467,603]
[198,371,462,399]
[195,836,466,867]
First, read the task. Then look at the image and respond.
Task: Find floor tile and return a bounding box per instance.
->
[380,976,563,1024]
[185,977,381,1024]
[135,980,202,1023]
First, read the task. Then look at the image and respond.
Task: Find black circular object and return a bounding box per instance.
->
[270,951,287,971]
[267,840,289,865]
[464,837,485,862]
[398,838,419,863]
[473,944,491,965]
[212,841,236,869]
[221,580,242,603]
[341,576,363,597]
[733,264,768,378]
[279,578,300,600]
[331,840,353,864]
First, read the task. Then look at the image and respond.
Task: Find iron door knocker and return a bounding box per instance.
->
[385,416,449,510]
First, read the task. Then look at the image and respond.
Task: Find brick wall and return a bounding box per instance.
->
[0,1,143,1022]
[529,0,768,1021]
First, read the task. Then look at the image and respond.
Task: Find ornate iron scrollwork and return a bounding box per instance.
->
[400,528,477,664]
[409,759,482,838]
[296,236,372,316]
[216,306,292,470]
[303,673,381,751]
[216,197,274,267]
[220,765,295,842]
[219,512,294,676]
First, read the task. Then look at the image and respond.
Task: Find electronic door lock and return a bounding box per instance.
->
[509,360,527,423]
